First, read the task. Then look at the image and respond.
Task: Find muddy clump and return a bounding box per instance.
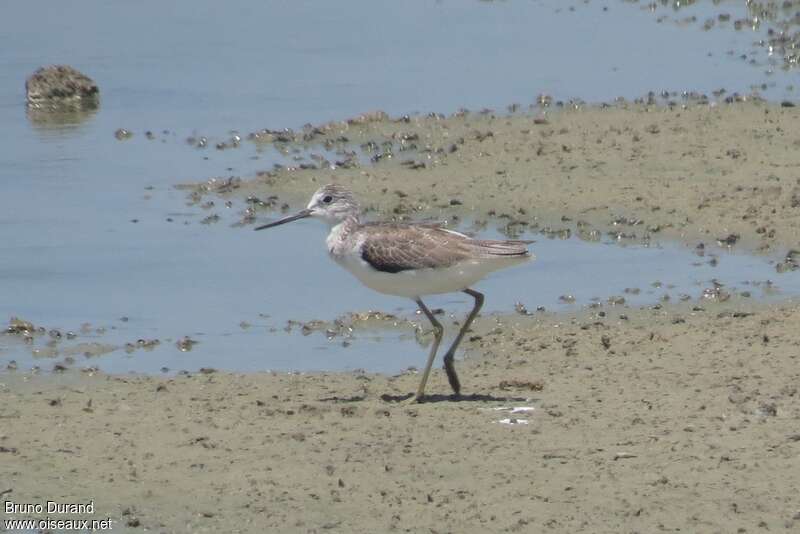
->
[5,317,44,343]
[25,65,99,110]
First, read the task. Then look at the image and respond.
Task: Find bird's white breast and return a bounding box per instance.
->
[330,247,530,299]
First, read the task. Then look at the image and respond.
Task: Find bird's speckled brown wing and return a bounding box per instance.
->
[359,223,531,273]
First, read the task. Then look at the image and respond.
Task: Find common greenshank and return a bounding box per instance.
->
[255,184,533,402]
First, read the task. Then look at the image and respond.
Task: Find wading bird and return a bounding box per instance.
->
[256,184,533,402]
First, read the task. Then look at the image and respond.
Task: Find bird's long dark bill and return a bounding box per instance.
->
[254,208,312,230]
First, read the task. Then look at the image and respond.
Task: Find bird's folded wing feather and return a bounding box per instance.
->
[360,224,530,273]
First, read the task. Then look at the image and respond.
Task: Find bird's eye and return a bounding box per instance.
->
[322,195,333,204]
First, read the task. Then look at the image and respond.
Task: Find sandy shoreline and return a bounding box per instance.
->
[192,101,800,256]
[4,102,800,533]
[2,299,799,532]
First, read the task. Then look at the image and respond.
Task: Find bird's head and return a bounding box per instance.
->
[254,184,359,230]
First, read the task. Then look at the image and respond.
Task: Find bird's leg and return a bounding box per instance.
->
[441,288,484,396]
[411,298,444,402]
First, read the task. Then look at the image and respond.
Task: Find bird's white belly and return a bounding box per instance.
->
[332,252,530,298]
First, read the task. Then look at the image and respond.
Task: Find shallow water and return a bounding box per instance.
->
[2,203,799,375]
[2,0,799,375]
[1,1,795,133]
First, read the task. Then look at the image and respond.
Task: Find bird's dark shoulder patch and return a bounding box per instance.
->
[360,245,414,273]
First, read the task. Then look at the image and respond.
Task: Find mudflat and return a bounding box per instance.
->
[3,102,800,533]
[215,101,800,255]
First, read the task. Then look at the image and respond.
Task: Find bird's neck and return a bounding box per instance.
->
[326,215,360,255]
[329,213,359,230]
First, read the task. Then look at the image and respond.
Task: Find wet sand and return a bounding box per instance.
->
[3,300,799,532]
[214,101,800,255]
[3,102,800,532]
